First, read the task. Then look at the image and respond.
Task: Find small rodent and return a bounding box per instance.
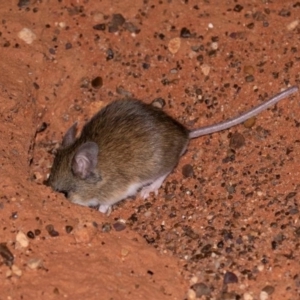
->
[47,86,298,213]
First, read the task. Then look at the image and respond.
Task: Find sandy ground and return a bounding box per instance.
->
[1,0,300,299]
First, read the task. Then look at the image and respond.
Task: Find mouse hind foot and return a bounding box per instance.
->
[140,173,169,199]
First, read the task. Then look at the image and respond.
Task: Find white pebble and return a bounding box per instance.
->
[257,264,265,272]
[27,258,43,270]
[12,264,22,277]
[17,28,36,44]
[208,23,214,29]
[260,291,269,300]
[187,288,196,300]
[201,64,211,76]
[190,276,198,284]
[16,231,29,248]
[287,20,299,31]
[211,42,218,50]
[243,292,254,300]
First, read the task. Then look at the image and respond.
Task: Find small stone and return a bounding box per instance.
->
[200,64,210,76]
[187,288,196,300]
[6,269,12,278]
[168,37,181,54]
[116,86,132,97]
[224,271,238,284]
[27,258,43,269]
[16,231,29,248]
[182,164,194,178]
[17,0,30,8]
[93,23,106,31]
[34,229,41,236]
[262,285,275,295]
[121,248,129,257]
[109,13,125,32]
[287,20,299,31]
[123,22,140,34]
[113,221,126,232]
[151,98,166,109]
[65,225,73,233]
[0,243,14,266]
[12,264,22,277]
[45,224,59,237]
[190,276,198,284]
[221,292,238,299]
[65,42,72,50]
[260,291,269,300]
[18,28,37,44]
[229,132,245,149]
[27,231,35,239]
[106,48,114,60]
[243,117,256,128]
[245,75,255,82]
[243,292,254,300]
[33,171,43,181]
[180,27,192,38]
[243,65,255,75]
[191,282,211,297]
[102,223,112,233]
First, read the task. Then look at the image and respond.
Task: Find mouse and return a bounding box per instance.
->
[47,86,298,213]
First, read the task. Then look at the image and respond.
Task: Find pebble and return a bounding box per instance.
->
[186,288,196,300]
[259,291,269,300]
[109,13,125,32]
[45,224,59,237]
[168,37,181,54]
[262,285,275,295]
[12,264,22,277]
[243,292,254,300]
[190,276,198,284]
[243,65,255,75]
[116,86,132,97]
[0,243,14,266]
[229,132,245,149]
[182,164,194,178]
[221,292,238,299]
[102,223,112,233]
[224,271,238,284]
[113,221,126,232]
[243,117,256,128]
[200,64,210,76]
[16,231,29,248]
[180,27,192,38]
[18,28,37,44]
[191,282,211,297]
[121,248,129,258]
[211,42,218,50]
[27,258,43,269]
[287,20,299,31]
[151,98,166,109]
[65,225,73,233]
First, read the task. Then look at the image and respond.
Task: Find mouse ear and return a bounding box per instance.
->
[62,122,78,147]
[72,142,99,179]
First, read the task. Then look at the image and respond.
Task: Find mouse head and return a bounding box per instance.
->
[47,123,101,199]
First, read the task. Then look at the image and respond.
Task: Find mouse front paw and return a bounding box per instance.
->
[139,173,169,199]
[98,204,112,215]
[140,184,159,199]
